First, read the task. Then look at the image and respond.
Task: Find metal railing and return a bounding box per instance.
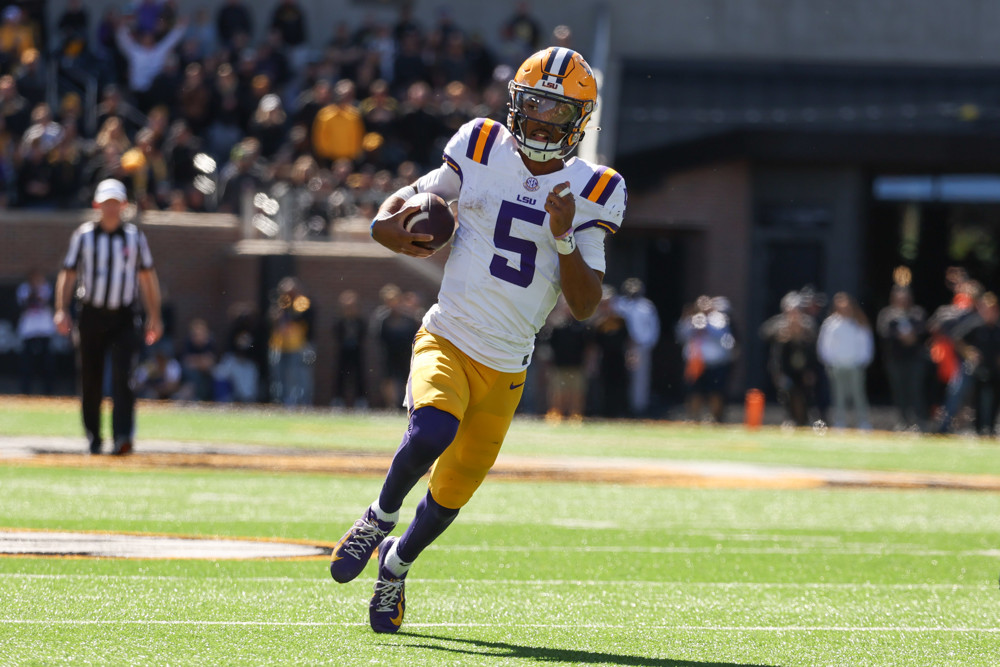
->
[46,59,148,137]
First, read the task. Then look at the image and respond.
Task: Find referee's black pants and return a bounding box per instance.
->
[78,305,141,447]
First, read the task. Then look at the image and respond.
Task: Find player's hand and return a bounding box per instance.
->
[545,182,575,238]
[371,206,436,258]
[145,318,163,346]
[53,310,72,336]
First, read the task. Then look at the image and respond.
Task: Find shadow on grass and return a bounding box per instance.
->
[397,633,774,666]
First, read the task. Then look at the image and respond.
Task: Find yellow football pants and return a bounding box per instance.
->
[406,328,526,509]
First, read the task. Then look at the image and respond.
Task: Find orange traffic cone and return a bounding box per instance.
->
[744,389,764,429]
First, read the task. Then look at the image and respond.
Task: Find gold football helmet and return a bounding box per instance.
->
[508,47,598,161]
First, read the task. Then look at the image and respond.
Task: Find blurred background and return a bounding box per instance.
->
[3,0,1000,427]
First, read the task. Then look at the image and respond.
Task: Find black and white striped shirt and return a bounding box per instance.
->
[62,221,155,310]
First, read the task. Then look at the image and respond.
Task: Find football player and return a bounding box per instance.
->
[329,46,627,633]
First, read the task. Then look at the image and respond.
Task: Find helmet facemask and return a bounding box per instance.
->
[507,82,594,162]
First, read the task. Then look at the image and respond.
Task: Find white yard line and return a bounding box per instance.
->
[0,619,997,632]
[0,573,986,589]
[440,544,1000,557]
[1,535,997,559]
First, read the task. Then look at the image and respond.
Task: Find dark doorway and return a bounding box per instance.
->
[764,241,826,321]
[606,230,703,413]
[746,239,827,396]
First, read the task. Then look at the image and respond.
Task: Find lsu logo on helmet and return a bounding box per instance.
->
[507,47,598,162]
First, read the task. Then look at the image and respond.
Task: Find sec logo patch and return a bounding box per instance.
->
[524,177,540,192]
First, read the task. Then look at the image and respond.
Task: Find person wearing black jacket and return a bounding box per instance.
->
[876,285,928,430]
[956,292,1000,436]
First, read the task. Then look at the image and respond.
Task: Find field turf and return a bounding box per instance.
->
[1,400,998,665]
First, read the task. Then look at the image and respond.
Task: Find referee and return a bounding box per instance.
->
[54,179,164,455]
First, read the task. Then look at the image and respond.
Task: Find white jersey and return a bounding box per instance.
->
[414,118,627,372]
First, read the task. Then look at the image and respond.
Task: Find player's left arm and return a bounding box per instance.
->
[559,253,604,321]
[545,182,603,320]
[370,162,462,258]
[138,268,163,346]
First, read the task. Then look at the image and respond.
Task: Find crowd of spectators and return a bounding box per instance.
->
[757,267,1000,435]
[15,253,1000,433]
[11,266,659,423]
[0,0,556,239]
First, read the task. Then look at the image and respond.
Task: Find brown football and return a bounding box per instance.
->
[402,192,456,251]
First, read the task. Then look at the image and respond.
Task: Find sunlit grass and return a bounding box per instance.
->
[2,397,1000,476]
[0,464,998,665]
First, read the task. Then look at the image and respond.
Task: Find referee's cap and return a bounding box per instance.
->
[94,179,127,203]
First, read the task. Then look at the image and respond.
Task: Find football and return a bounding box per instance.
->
[402,192,456,252]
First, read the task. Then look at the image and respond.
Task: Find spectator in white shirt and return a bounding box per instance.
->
[613,277,660,417]
[818,292,874,429]
[115,13,187,110]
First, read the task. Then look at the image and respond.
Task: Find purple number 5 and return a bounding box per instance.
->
[489,200,546,288]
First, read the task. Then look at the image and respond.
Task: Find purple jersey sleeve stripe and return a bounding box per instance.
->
[595,171,624,206]
[443,153,463,182]
[479,121,501,165]
[575,219,620,235]
[580,166,607,200]
[465,119,487,160]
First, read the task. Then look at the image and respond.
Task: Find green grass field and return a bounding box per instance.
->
[4,399,1000,476]
[1,400,999,665]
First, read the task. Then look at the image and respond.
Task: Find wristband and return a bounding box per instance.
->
[370,209,398,238]
[554,231,576,255]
